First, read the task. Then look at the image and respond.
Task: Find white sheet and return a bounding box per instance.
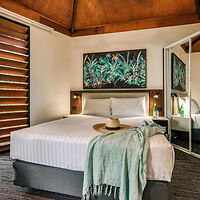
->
[10,115,174,182]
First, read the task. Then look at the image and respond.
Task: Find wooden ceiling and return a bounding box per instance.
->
[182,35,200,53]
[0,0,200,37]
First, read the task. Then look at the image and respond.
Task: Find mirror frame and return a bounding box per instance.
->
[164,31,200,159]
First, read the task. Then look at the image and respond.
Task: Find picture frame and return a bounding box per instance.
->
[83,49,147,89]
[171,53,186,92]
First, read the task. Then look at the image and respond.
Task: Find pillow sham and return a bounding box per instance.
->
[82,98,111,117]
[111,97,146,117]
[191,98,200,114]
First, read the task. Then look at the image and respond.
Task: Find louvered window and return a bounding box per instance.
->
[0,16,30,152]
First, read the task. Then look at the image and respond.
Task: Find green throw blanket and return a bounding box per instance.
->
[82,121,166,200]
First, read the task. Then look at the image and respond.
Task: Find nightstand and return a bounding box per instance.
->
[152,117,169,137]
[171,115,189,132]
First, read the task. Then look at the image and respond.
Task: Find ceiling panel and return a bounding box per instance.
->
[1,0,200,36]
[11,0,73,27]
[182,36,200,53]
[75,0,197,29]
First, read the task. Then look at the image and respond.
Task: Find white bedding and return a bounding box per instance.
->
[10,115,174,182]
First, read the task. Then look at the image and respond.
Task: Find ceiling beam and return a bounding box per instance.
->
[71,0,78,34]
[195,0,200,19]
[40,16,71,36]
[185,35,200,51]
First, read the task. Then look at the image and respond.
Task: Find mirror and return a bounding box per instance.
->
[191,35,200,155]
[170,43,190,150]
[165,32,200,158]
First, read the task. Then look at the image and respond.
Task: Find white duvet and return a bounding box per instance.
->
[10,115,174,182]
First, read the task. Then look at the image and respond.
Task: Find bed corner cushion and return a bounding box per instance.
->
[82,121,166,200]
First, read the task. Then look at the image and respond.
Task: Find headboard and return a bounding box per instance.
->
[70,89,164,116]
[82,92,149,115]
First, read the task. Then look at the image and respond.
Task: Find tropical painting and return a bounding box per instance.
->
[83,49,146,89]
[171,53,186,92]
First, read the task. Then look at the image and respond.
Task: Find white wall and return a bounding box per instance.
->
[28,23,200,125]
[191,53,200,105]
[6,9,200,125]
[30,27,72,125]
[5,9,200,126]
[71,23,200,90]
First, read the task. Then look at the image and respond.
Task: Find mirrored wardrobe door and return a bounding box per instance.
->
[170,42,190,150]
[191,34,200,155]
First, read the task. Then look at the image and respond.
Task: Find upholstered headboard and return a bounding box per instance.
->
[70,89,164,116]
[82,92,149,116]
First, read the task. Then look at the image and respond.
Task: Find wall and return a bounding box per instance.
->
[71,23,200,90]
[5,9,200,125]
[191,53,200,105]
[30,27,72,125]
[21,23,200,125]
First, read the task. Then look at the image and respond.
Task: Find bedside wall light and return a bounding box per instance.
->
[73,93,81,99]
[171,93,178,97]
[153,92,160,99]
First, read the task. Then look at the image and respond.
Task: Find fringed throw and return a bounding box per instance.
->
[82,184,119,200]
[82,121,166,200]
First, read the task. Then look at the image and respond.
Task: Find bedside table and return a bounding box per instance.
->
[152,117,169,137]
[171,115,189,132]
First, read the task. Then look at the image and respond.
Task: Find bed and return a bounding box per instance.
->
[11,115,174,200]
[10,91,174,199]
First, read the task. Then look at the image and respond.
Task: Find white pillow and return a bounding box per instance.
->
[191,98,200,114]
[111,97,146,117]
[82,98,111,117]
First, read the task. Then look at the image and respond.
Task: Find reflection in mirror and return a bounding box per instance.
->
[170,43,190,150]
[191,35,200,155]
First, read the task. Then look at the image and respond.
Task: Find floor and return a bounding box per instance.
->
[172,132,200,155]
[0,149,200,200]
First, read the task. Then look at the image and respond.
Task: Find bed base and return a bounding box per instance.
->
[13,160,170,200]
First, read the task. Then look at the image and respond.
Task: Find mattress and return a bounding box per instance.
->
[10,115,174,182]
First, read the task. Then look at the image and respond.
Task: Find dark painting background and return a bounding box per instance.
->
[171,53,186,92]
[83,49,146,89]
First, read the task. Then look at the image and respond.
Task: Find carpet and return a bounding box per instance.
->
[0,149,199,200]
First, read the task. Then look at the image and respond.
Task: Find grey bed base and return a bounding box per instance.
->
[13,160,170,200]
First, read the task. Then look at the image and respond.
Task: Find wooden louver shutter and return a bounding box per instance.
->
[0,17,30,152]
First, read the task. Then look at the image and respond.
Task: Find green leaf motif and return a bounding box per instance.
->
[83,50,146,89]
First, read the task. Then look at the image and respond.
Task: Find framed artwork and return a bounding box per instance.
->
[171,53,186,92]
[83,49,146,89]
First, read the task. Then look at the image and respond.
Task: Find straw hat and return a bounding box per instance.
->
[93,118,133,133]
